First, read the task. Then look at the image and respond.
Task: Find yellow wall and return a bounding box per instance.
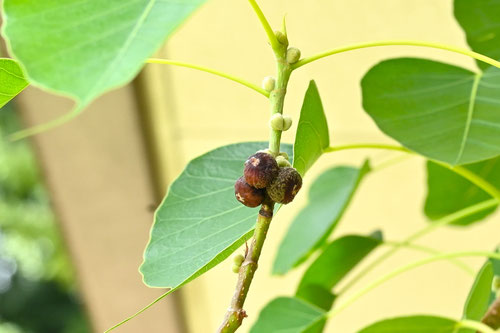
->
[152,0,499,331]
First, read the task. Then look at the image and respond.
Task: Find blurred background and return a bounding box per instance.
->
[1,0,499,332]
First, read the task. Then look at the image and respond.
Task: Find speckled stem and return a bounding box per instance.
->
[217,200,275,333]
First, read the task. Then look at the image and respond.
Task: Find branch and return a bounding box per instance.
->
[217,199,275,332]
[292,40,500,70]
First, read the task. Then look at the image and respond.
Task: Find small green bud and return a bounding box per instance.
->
[233,254,244,266]
[276,155,291,168]
[286,47,301,64]
[275,30,289,47]
[261,76,276,92]
[278,151,289,160]
[282,115,293,131]
[269,113,284,131]
[232,254,245,273]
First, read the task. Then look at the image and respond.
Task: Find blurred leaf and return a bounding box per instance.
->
[357,315,458,333]
[140,142,293,287]
[273,161,370,275]
[362,58,500,165]
[293,81,330,176]
[0,59,28,108]
[250,297,325,333]
[2,0,206,107]
[424,158,500,225]
[455,0,500,70]
[463,262,494,326]
[296,233,383,309]
[296,232,382,333]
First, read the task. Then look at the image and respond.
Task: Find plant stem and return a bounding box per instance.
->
[217,200,275,333]
[247,0,280,51]
[325,143,410,154]
[383,241,475,275]
[292,40,500,70]
[268,56,292,154]
[459,319,498,333]
[325,143,500,201]
[328,251,500,320]
[337,198,499,295]
[436,162,500,201]
[217,4,291,331]
[146,58,269,97]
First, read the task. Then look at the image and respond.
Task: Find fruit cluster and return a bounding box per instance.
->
[234,151,302,207]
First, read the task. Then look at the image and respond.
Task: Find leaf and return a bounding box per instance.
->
[293,81,330,176]
[463,262,494,323]
[295,232,383,333]
[2,0,206,107]
[140,142,293,288]
[357,315,458,333]
[362,58,500,165]
[296,233,383,310]
[272,161,371,275]
[0,59,29,108]
[455,0,500,71]
[250,297,325,333]
[425,158,500,226]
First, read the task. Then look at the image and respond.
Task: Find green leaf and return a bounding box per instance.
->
[463,262,494,323]
[2,0,206,107]
[362,58,500,165]
[295,232,382,333]
[293,80,330,176]
[296,233,383,310]
[425,158,500,225]
[0,59,28,108]
[358,315,458,333]
[140,142,293,288]
[455,0,500,71]
[250,297,325,333]
[272,161,370,275]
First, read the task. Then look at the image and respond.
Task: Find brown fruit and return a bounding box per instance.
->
[244,152,279,189]
[266,167,302,204]
[234,176,265,207]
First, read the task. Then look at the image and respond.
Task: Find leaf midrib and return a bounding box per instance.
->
[455,72,483,165]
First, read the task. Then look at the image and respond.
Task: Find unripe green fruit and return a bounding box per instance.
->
[267,167,302,204]
[244,152,279,189]
[286,47,301,64]
[232,264,240,274]
[283,115,293,131]
[234,176,265,207]
[269,114,284,131]
[275,30,289,47]
[262,76,276,92]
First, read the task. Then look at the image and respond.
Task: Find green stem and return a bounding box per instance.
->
[325,143,410,154]
[217,200,275,333]
[268,58,292,154]
[325,143,500,201]
[383,241,475,275]
[337,198,499,295]
[458,319,499,333]
[146,58,269,97]
[329,251,500,320]
[292,40,500,70]
[246,0,280,51]
[9,105,83,141]
[436,162,500,201]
